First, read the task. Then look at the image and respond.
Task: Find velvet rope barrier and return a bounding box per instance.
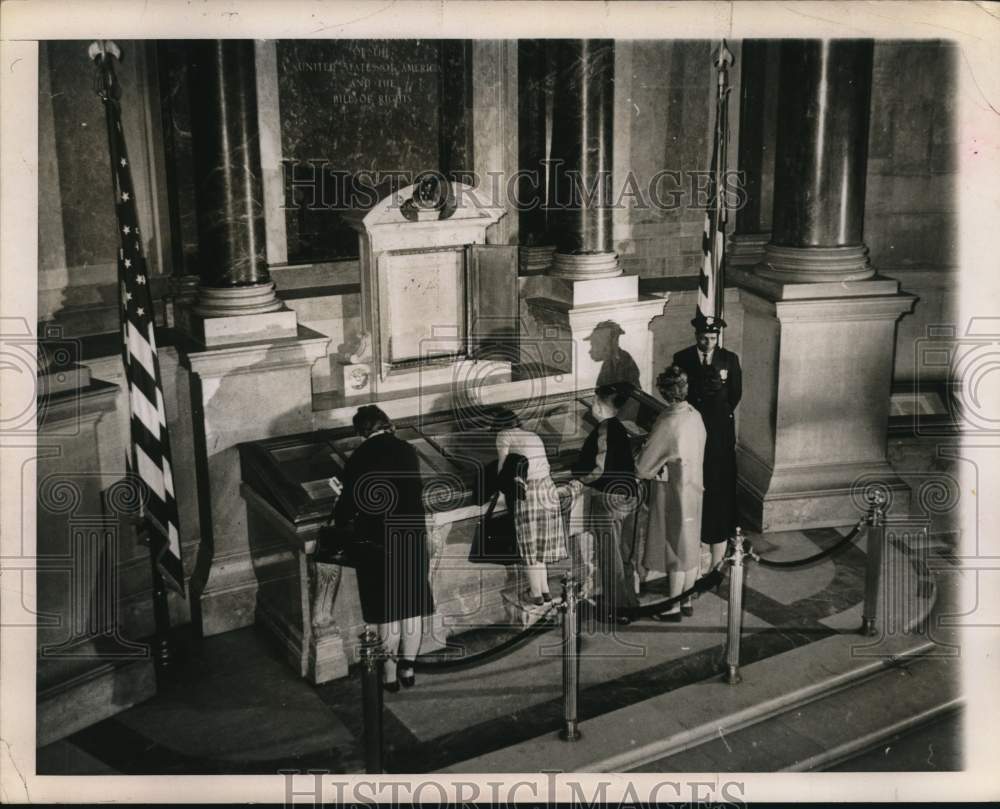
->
[752,516,867,569]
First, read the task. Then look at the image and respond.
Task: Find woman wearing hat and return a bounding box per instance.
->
[672,314,742,570]
[635,366,706,621]
[491,408,569,605]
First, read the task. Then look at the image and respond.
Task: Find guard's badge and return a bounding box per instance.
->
[720,369,729,381]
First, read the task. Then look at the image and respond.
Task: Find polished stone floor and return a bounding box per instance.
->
[38,519,960,775]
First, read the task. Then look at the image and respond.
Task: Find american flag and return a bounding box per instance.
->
[97,50,185,595]
[698,41,734,327]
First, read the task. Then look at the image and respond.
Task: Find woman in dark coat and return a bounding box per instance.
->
[334,405,434,690]
[572,384,641,624]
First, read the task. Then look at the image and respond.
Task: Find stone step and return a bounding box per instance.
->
[444,553,958,774]
[443,631,946,773]
[629,654,962,772]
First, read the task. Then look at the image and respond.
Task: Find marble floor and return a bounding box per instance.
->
[37,521,961,775]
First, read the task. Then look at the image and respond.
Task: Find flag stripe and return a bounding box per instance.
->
[103,71,185,596]
[126,321,157,380]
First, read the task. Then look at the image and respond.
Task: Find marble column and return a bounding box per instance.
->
[759,40,875,282]
[177,40,296,345]
[728,39,776,269]
[517,39,556,274]
[547,40,620,280]
[731,40,915,532]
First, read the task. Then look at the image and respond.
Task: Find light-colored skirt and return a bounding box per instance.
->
[514,477,569,564]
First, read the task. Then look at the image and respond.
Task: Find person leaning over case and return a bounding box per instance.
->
[492,407,568,606]
[635,366,707,622]
[572,384,641,625]
[333,405,434,692]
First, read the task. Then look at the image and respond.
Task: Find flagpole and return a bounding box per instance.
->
[713,41,733,349]
[91,41,176,678]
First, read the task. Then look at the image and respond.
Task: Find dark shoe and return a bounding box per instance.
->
[681,602,694,617]
[399,660,416,689]
[382,679,400,693]
[542,592,553,603]
[615,614,632,626]
[524,592,545,607]
[652,610,682,623]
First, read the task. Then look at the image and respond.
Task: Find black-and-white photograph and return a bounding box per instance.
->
[1,1,998,803]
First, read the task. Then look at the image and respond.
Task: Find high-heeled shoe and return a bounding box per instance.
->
[652,610,682,623]
[398,659,416,689]
[681,601,694,617]
[381,679,400,693]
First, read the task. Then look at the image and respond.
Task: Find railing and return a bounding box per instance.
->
[355,490,892,771]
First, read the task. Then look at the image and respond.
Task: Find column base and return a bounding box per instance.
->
[519,244,556,275]
[727,232,770,268]
[176,282,298,346]
[550,251,621,280]
[170,274,201,306]
[758,243,875,283]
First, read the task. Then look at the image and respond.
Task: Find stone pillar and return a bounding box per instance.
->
[176,40,296,346]
[731,40,915,532]
[760,40,875,282]
[517,39,556,274]
[728,40,777,269]
[548,40,620,280]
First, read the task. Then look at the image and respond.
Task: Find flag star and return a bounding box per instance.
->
[137,307,145,317]
[120,157,127,167]
[121,191,130,202]
[126,292,133,302]
[137,275,146,285]
[124,258,132,268]
[123,225,131,234]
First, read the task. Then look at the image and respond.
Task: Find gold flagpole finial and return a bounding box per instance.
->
[87,40,121,64]
[89,40,122,100]
[714,40,735,70]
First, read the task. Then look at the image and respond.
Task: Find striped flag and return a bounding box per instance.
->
[96,47,185,595]
[698,41,734,329]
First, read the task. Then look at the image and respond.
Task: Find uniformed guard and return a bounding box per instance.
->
[671,313,742,569]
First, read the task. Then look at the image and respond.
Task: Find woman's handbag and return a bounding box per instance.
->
[468,488,521,564]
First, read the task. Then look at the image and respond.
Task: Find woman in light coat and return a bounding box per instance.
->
[635,366,706,621]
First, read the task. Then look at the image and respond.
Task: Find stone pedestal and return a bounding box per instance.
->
[36,378,157,745]
[523,274,668,393]
[180,327,330,636]
[732,268,916,531]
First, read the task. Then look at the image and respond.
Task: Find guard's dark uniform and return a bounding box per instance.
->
[672,344,742,544]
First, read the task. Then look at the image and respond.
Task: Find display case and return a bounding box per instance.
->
[237,386,661,683]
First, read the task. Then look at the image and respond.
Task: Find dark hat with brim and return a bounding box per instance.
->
[691,313,726,333]
[585,320,626,340]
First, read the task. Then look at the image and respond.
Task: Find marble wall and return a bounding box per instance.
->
[38,41,171,336]
[613,41,717,279]
[864,41,959,384]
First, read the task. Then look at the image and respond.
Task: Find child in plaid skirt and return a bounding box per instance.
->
[493,408,569,605]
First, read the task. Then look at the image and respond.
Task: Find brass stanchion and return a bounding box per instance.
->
[358,626,385,773]
[724,527,756,685]
[558,573,582,741]
[860,490,887,636]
